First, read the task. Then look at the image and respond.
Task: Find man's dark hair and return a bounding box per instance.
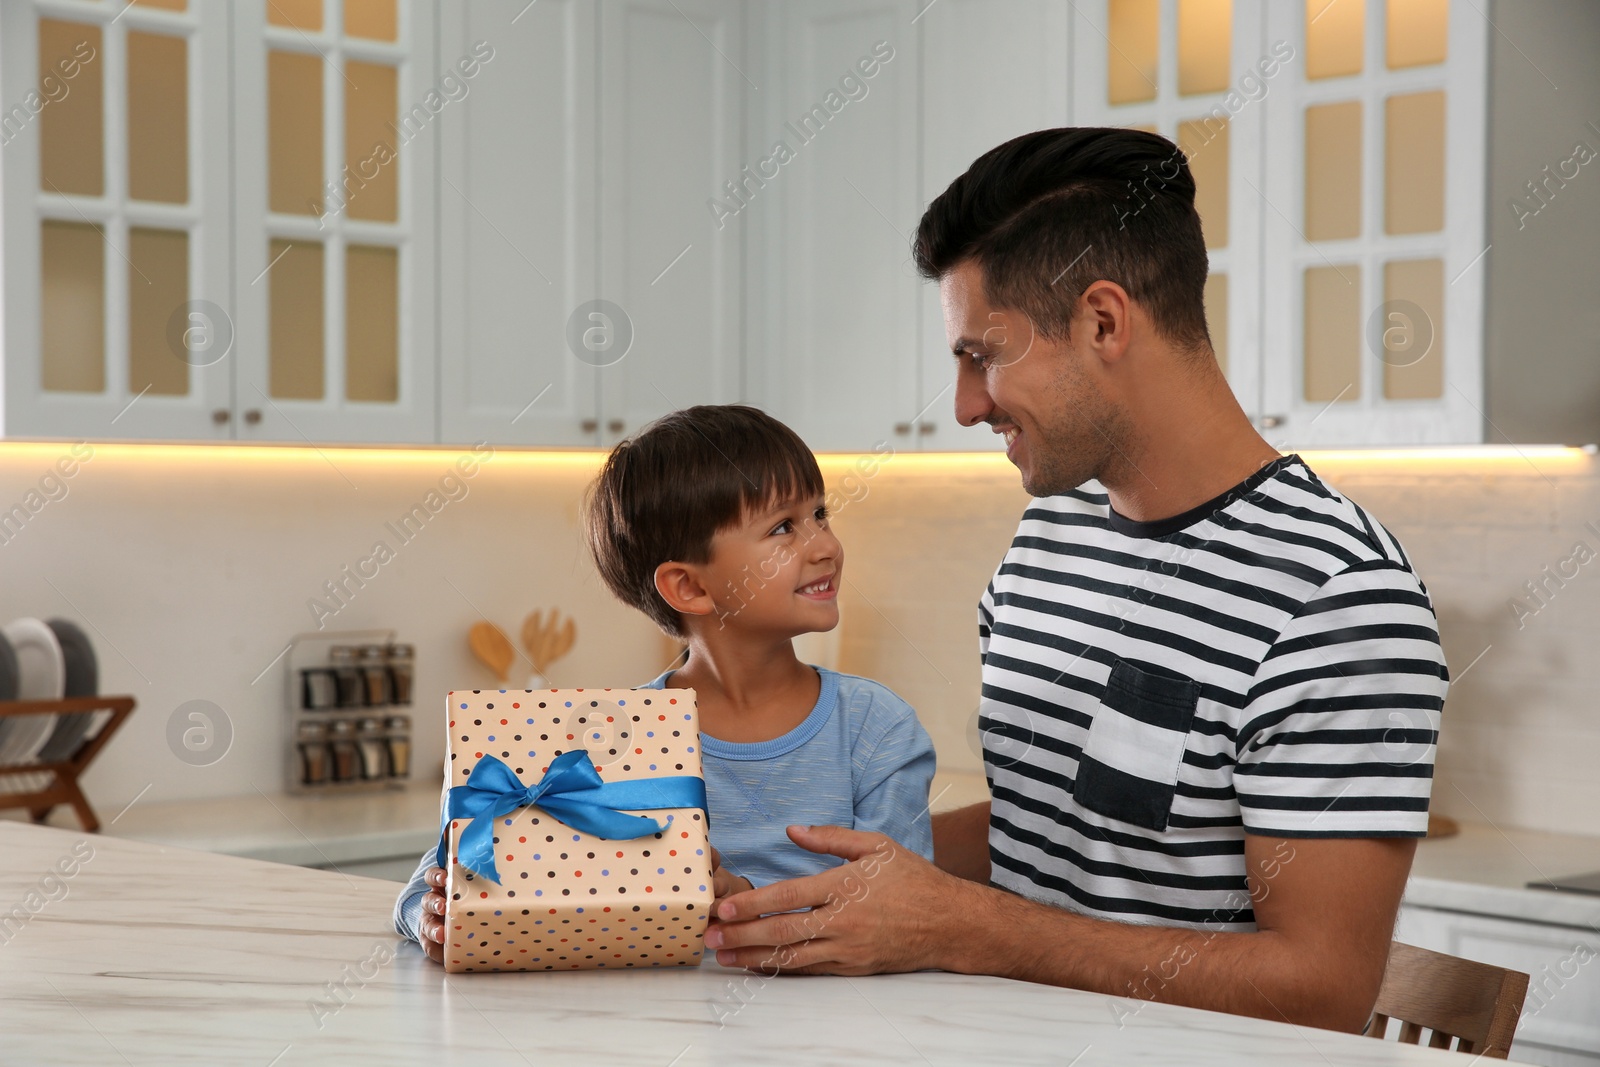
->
[913,126,1213,355]
[583,404,824,638]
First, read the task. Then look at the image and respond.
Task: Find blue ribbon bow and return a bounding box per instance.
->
[435,750,707,885]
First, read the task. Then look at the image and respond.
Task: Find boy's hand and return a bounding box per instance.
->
[710,846,753,899]
[417,866,448,965]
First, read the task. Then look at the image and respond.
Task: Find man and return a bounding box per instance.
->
[703,127,1448,1033]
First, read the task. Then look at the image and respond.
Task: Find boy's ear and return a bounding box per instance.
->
[654,561,715,621]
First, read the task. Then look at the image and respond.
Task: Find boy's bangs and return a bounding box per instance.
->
[728,432,825,523]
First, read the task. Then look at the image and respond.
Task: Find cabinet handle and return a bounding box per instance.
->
[894,422,912,436]
[1257,414,1285,429]
[918,421,936,434]
[243,409,262,426]
[211,408,231,425]
[580,418,599,433]
[607,419,625,434]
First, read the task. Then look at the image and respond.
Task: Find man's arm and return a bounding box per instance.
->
[931,801,990,883]
[705,825,1414,1033]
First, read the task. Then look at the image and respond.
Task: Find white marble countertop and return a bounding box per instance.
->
[0,822,1530,1066]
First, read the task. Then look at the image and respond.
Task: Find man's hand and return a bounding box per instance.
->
[417,866,447,965]
[703,824,977,976]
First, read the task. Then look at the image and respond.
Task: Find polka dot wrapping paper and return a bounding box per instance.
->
[442,688,713,973]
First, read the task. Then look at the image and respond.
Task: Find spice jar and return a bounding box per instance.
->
[359,645,391,707]
[297,720,330,785]
[329,646,364,708]
[357,718,390,780]
[385,644,414,706]
[385,715,412,779]
[329,719,361,782]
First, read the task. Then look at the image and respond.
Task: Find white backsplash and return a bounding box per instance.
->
[0,443,1594,840]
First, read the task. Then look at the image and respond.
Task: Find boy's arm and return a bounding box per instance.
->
[393,845,438,943]
[850,698,939,859]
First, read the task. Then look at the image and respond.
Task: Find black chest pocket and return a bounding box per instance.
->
[1072,658,1200,833]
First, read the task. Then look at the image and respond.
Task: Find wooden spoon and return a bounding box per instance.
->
[468,621,515,683]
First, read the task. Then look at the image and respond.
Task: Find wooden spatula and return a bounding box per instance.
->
[468,621,515,683]
[522,609,577,677]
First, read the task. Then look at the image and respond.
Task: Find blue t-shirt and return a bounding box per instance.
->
[392,667,936,942]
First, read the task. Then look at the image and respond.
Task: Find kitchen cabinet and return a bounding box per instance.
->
[439,0,744,448]
[1396,903,1600,1065]
[1,0,440,443]
[914,0,1068,453]
[1071,0,1488,448]
[1,0,234,439]
[596,0,746,446]
[436,0,599,447]
[7,0,1593,451]
[742,0,921,452]
[231,0,441,444]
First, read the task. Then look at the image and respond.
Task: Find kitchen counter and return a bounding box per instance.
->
[5,768,997,872]
[0,822,1529,1066]
[1407,820,1600,930]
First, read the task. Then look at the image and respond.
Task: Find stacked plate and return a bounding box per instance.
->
[0,617,101,770]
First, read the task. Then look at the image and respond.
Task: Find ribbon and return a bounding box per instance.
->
[435,750,707,885]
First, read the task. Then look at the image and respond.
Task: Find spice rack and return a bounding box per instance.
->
[285,630,413,795]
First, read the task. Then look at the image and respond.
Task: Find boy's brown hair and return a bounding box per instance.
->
[582,405,825,637]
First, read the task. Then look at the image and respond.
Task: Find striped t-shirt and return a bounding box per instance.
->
[978,454,1447,932]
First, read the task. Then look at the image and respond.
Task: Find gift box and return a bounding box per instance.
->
[438,687,713,973]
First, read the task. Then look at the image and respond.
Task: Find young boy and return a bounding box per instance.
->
[394,405,936,960]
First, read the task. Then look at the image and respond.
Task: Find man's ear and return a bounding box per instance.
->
[654,561,715,621]
[1079,280,1133,365]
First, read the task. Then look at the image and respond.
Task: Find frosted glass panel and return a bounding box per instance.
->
[38,20,104,197]
[1303,265,1360,402]
[345,0,398,41]
[128,228,189,397]
[1178,0,1231,96]
[1204,271,1228,377]
[345,245,399,402]
[1388,0,1447,69]
[1385,91,1445,235]
[269,240,325,399]
[269,51,323,215]
[1304,101,1362,241]
[344,62,399,222]
[1179,118,1229,250]
[127,32,188,204]
[1382,259,1444,400]
[1306,0,1363,80]
[268,0,322,32]
[132,0,187,10]
[1108,0,1160,105]
[41,221,106,394]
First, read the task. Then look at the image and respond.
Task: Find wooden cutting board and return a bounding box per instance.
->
[1426,813,1460,838]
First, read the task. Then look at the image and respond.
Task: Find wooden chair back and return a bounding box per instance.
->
[1367,941,1529,1058]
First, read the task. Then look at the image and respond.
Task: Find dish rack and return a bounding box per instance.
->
[0,696,135,831]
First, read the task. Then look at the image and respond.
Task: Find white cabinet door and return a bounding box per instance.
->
[1258,0,1487,448]
[1397,904,1600,1065]
[231,0,439,444]
[439,0,599,448]
[917,0,1069,453]
[2,0,234,440]
[1067,0,1268,429]
[596,0,745,446]
[749,0,921,453]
